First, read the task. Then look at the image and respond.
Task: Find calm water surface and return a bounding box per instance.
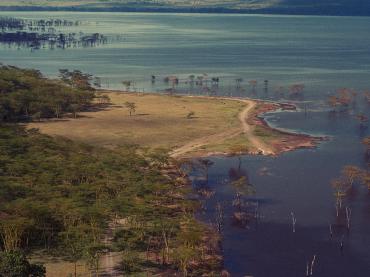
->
[1,12,370,276]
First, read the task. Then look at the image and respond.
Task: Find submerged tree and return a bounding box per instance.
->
[248,80,257,90]
[331,178,350,217]
[229,144,249,169]
[198,159,214,185]
[289,84,305,98]
[363,136,370,160]
[355,113,368,128]
[231,176,255,225]
[341,165,362,188]
[122,80,132,91]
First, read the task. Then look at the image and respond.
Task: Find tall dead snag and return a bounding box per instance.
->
[291,212,297,233]
[306,254,317,276]
[331,178,350,217]
[345,207,352,230]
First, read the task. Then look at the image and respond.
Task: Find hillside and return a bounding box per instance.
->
[1,0,370,16]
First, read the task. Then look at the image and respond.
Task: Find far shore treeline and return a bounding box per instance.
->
[0,65,221,276]
[1,0,370,16]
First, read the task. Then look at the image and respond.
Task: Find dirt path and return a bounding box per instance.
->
[238,100,275,155]
[170,99,275,158]
[100,222,121,276]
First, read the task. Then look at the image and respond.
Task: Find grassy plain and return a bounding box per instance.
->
[28,91,247,151]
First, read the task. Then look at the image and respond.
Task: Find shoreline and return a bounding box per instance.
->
[0,7,368,17]
[141,92,326,159]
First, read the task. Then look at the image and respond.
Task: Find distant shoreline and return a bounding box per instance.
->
[1,6,370,17]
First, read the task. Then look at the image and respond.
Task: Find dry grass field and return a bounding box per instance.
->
[28,91,320,159]
[28,92,247,152]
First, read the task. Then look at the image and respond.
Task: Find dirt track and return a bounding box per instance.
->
[170,99,274,158]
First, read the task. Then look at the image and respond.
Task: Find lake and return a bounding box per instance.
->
[1,11,370,276]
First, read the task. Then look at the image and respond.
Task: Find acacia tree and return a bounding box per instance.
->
[60,225,90,277]
[124,102,136,116]
[174,217,203,276]
[59,69,94,90]
[69,103,80,118]
[85,243,106,276]
[174,245,197,277]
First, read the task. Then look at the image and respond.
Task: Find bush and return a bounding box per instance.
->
[0,251,45,277]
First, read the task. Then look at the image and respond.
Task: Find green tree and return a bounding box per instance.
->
[124,102,136,116]
[59,69,94,91]
[0,251,45,277]
[60,226,90,277]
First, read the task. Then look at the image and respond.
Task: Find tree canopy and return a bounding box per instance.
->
[0,65,94,121]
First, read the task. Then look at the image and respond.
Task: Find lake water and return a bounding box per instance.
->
[1,11,370,276]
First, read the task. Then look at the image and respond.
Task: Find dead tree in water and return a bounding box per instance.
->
[355,113,368,129]
[248,80,257,92]
[329,224,333,238]
[231,177,255,226]
[291,212,297,233]
[198,159,214,185]
[235,78,243,89]
[306,255,317,276]
[215,202,224,233]
[345,206,352,231]
[331,178,350,217]
[340,236,344,253]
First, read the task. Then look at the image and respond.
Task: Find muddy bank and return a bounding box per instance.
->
[251,101,327,156]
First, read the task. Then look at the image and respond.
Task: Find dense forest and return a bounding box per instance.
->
[0,66,221,276]
[0,65,95,122]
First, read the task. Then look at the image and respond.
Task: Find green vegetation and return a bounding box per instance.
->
[254,125,279,140]
[0,124,219,275]
[0,65,94,122]
[0,66,221,275]
[196,134,254,155]
[0,250,45,276]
